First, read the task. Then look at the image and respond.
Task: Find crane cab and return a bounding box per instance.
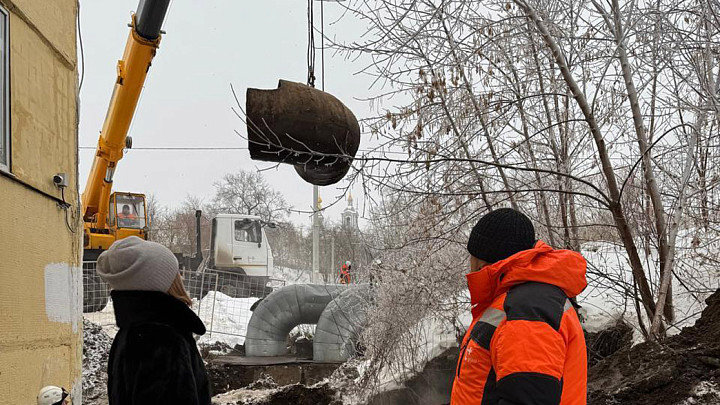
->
[83,192,149,255]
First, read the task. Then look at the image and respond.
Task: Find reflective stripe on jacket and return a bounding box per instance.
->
[451,241,588,405]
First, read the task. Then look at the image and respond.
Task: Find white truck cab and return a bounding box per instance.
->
[208,214,274,277]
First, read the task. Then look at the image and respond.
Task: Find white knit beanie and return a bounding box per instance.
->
[97,236,179,292]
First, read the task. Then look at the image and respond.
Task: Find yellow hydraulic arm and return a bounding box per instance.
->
[82,0,170,233]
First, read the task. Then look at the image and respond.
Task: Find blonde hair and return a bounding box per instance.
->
[167,273,192,307]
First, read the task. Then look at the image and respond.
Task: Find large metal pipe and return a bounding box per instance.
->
[244,284,348,357]
[245,80,360,186]
[314,285,371,362]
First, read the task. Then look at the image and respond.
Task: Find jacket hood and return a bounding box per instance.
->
[112,290,206,335]
[466,241,587,316]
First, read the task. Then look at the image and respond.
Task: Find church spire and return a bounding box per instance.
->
[342,192,358,230]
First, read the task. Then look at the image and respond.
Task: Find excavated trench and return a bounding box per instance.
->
[214,288,720,405]
[85,289,720,404]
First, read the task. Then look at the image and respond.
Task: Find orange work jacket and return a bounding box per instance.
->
[451,241,588,405]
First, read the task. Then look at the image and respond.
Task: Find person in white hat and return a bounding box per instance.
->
[97,236,210,405]
[37,386,69,405]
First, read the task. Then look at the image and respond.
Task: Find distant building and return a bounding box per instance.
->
[342,193,359,230]
[0,1,82,402]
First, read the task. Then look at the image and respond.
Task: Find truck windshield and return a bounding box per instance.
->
[234,219,261,243]
[115,194,146,229]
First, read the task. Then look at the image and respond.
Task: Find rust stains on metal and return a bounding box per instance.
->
[246,80,360,186]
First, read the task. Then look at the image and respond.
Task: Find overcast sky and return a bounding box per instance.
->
[78,0,376,227]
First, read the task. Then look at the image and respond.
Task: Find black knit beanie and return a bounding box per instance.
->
[467,208,536,263]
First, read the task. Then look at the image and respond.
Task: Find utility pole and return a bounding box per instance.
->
[330,236,335,283]
[312,185,320,283]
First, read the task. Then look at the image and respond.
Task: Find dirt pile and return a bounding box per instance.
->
[200,341,245,359]
[588,289,720,405]
[83,319,113,405]
[212,382,339,405]
[585,320,633,367]
[368,346,460,405]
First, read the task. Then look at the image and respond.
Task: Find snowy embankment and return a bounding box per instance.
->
[195,266,313,348]
[194,291,259,348]
[578,233,720,340]
[272,266,314,285]
[588,288,720,404]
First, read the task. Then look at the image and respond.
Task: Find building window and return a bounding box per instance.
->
[0,6,8,172]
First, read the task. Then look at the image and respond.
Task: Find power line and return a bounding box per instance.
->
[78,146,248,150]
[78,146,409,155]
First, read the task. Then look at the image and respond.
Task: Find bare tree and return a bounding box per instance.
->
[210,169,291,223]
[323,0,720,362]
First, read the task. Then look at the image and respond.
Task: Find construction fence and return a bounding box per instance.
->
[82,261,285,340]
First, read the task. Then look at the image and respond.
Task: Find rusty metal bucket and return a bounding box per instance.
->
[246,80,360,186]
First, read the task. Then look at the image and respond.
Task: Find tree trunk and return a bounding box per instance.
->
[605,0,674,322]
[514,0,657,321]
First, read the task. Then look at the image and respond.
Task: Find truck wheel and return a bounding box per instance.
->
[83,268,109,313]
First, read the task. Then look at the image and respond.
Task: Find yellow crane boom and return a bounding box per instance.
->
[82,0,170,252]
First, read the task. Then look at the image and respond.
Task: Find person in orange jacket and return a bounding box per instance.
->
[451,208,588,405]
[339,261,352,284]
[117,204,140,228]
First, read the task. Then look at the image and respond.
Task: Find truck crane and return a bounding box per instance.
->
[81,0,169,259]
[82,0,276,312]
[82,0,176,312]
[81,0,359,312]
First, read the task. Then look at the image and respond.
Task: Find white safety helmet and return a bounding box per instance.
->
[37,386,68,405]
[345,261,352,266]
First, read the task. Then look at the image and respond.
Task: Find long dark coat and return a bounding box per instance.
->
[108,290,211,405]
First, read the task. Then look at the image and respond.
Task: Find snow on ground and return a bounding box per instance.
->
[358,314,459,400]
[212,387,277,405]
[272,266,314,285]
[677,381,720,404]
[578,230,720,340]
[83,319,112,405]
[83,267,311,352]
[194,291,259,347]
[84,291,259,348]
[355,231,720,399]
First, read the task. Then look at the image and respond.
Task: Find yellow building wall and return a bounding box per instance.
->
[0,0,81,403]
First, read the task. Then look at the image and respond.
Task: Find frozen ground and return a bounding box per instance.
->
[83,319,112,405]
[84,301,118,338]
